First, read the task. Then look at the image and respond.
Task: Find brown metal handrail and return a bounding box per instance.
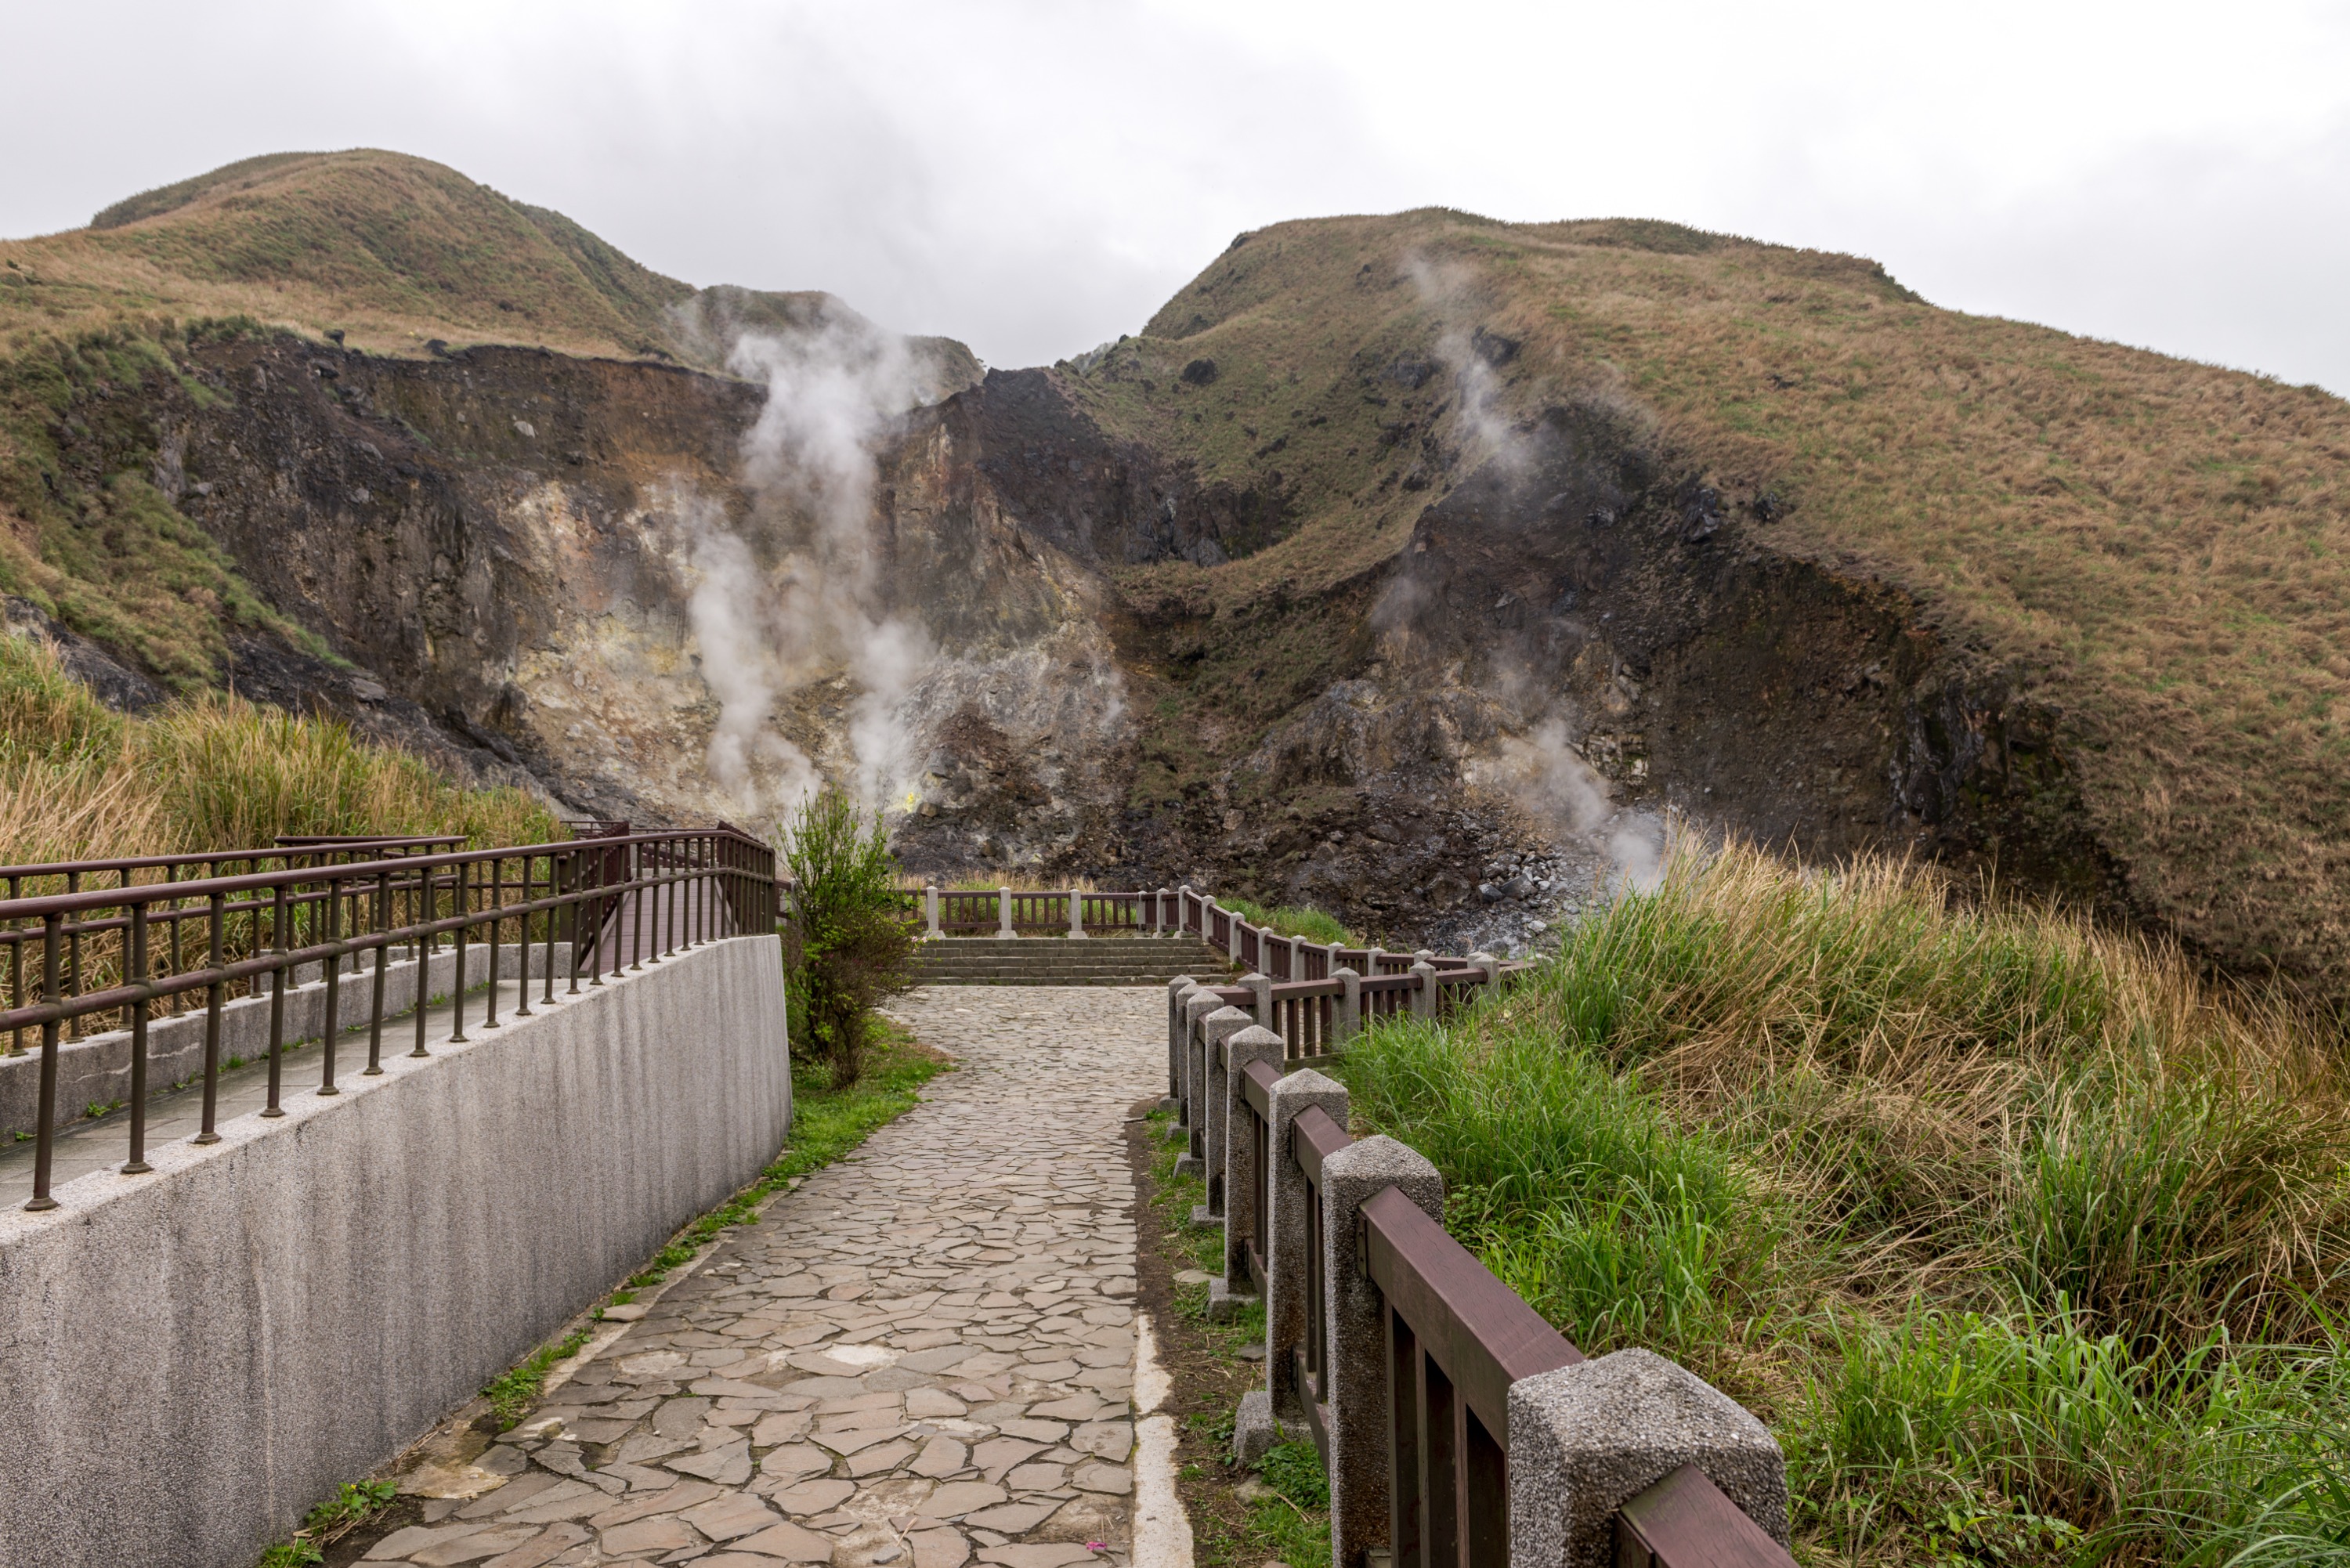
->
[1,826,776,1213]
[1271,1086,1794,1568]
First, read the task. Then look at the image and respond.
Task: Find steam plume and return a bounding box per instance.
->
[1477,717,1663,892]
[656,310,944,822]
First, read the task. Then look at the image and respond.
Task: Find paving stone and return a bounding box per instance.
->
[598,1514,702,1555]
[963,1502,1056,1534]
[411,1526,543,1566]
[367,1524,490,1560]
[666,1440,754,1485]
[681,1493,783,1540]
[732,1519,840,1560]
[1068,1465,1131,1497]
[750,1479,848,1517]
[909,1526,973,1568]
[974,1546,1097,1568]
[922,1483,1010,1519]
[847,1439,920,1477]
[478,1523,593,1568]
[390,989,1154,1568]
[1067,1424,1133,1462]
[588,1481,725,1529]
[912,1437,970,1478]
[1004,1464,1067,1493]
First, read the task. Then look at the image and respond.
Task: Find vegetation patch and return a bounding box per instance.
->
[1130,1104,1333,1568]
[1213,896,1355,947]
[0,632,558,865]
[1336,836,2350,1563]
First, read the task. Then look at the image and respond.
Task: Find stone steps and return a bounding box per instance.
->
[912,938,1235,987]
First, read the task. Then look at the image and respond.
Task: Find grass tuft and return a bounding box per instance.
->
[1336,833,2350,1562]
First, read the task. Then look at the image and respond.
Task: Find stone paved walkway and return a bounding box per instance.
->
[363,986,1166,1568]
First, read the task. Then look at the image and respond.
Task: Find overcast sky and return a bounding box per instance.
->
[9,0,2348,392]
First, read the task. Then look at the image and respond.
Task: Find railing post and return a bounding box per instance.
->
[1197,1005,1253,1229]
[1468,949,1501,1001]
[925,884,942,941]
[1409,959,1438,1019]
[1333,967,1361,1043]
[996,885,1015,939]
[1166,977,1197,1110]
[1178,990,1226,1176]
[1217,1024,1285,1315]
[1321,1136,1447,1568]
[1151,887,1167,937]
[1242,1066,1348,1462]
[1242,970,1273,1031]
[1508,1353,1792,1566]
[1068,888,1086,939]
[1227,905,1245,964]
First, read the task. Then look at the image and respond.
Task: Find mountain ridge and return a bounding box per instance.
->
[2,151,2343,1000]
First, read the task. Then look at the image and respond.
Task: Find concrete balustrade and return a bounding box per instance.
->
[1159,882,1796,1568]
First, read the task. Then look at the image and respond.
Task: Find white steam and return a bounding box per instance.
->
[1478,717,1663,891]
[1403,252,1526,477]
[662,313,942,822]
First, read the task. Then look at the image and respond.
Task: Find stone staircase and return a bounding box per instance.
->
[910,936,1237,987]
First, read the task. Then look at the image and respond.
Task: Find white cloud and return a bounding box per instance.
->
[5,0,2346,388]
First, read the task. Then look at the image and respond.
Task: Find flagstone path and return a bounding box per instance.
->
[362,985,1167,1568]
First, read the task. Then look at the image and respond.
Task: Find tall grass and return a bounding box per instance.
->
[1215,896,1355,946]
[0,632,560,865]
[1336,833,2350,1563]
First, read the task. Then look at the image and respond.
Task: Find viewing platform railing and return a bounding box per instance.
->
[0,826,776,1212]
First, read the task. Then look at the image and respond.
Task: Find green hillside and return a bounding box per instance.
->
[0,149,980,384]
[1065,210,2350,995]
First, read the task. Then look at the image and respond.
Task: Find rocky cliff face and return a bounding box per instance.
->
[23,320,2100,956]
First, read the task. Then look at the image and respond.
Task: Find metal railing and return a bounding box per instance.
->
[2,836,464,1056]
[0,826,776,1212]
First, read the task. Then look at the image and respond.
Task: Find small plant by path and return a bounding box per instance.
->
[254,1479,397,1566]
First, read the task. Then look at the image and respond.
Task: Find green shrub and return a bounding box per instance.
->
[782,788,916,1088]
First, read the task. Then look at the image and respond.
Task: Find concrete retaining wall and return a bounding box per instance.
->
[0,934,790,1568]
[0,941,544,1142]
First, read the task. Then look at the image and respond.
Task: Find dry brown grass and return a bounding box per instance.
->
[1076,209,2350,998]
[0,631,560,868]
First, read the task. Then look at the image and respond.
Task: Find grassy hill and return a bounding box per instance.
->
[0,149,978,693]
[0,149,981,382]
[1062,210,2350,996]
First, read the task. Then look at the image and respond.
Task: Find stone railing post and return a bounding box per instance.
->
[1216,1023,1285,1321]
[1067,889,1086,938]
[1238,1066,1347,1462]
[1166,977,1197,1110]
[1332,967,1361,1043]
[1242,970,1273,1031]
[996,886,1015,939]
[1151,887,1167,937]
[1364,945,1386,976]
[1509,1350,1791,1566]
[1468,948,1500,1000]
[1197,1006,1253,1226]
[1408,958,1438,1019]
[1179,990,1227,1175]
[924,885,942,940]
[1322,1136,1446,1568]
[1178,884,1195,936]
